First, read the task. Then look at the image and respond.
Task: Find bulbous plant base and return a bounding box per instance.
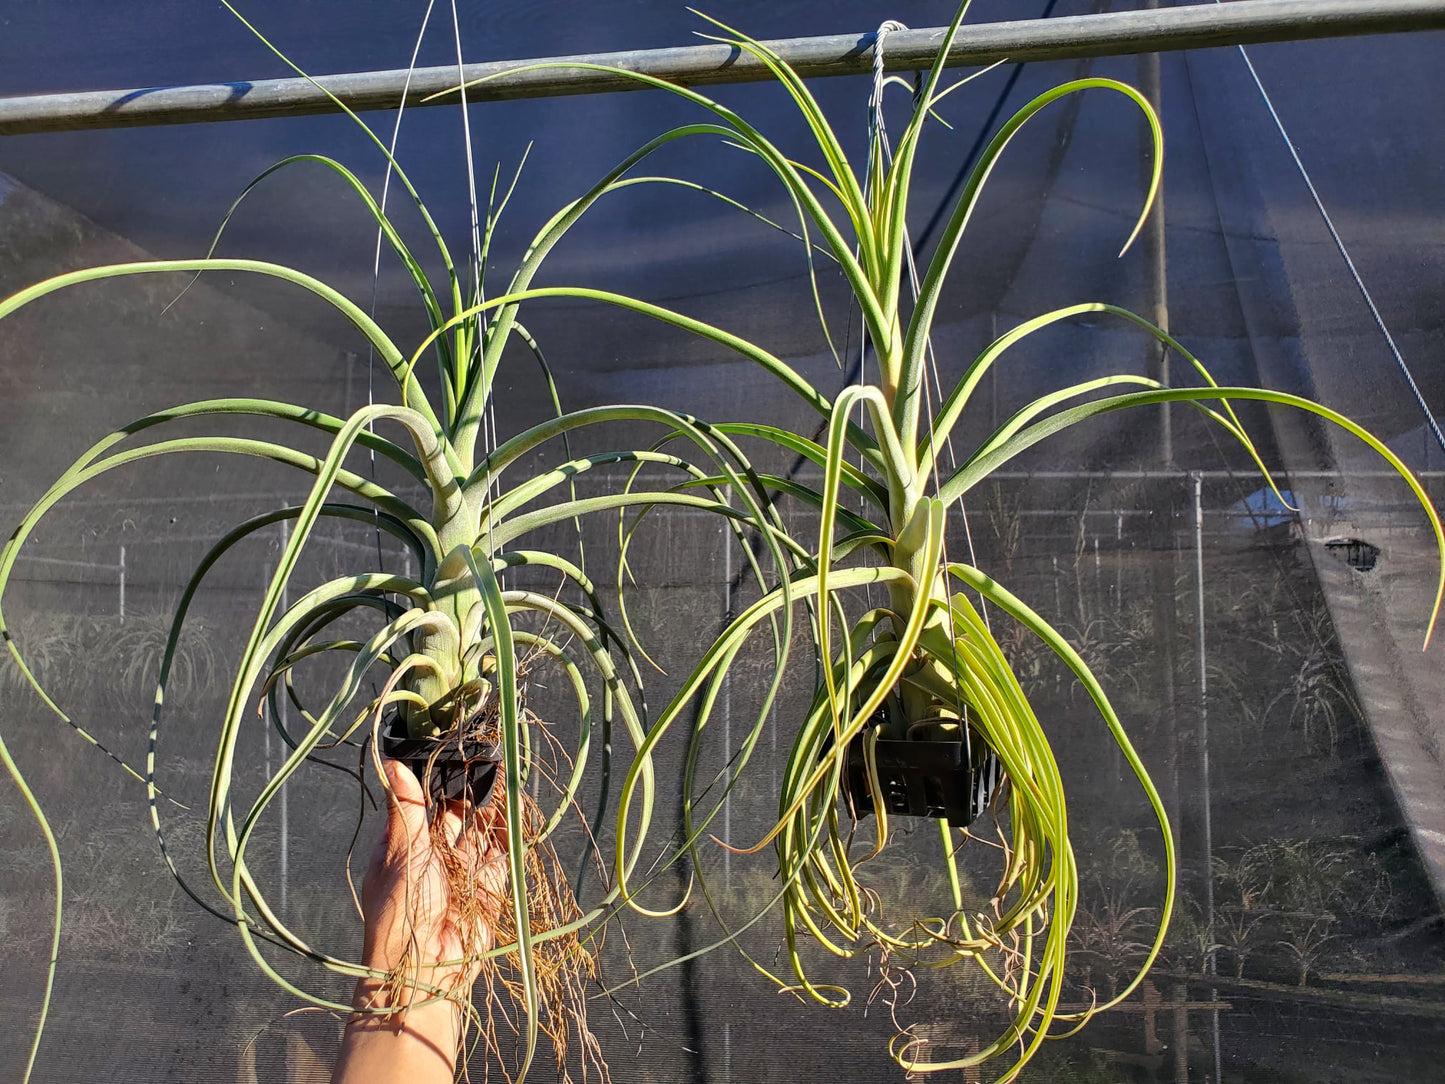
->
[380,713,502,808]
[845,717,1004,828]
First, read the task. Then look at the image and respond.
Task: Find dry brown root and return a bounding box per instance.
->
[417,706,610,1084]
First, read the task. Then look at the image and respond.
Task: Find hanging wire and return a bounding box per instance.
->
[864,26,990,735]
[857,22,906,621]
[1216,0,1445,460]
[867,29,991,638]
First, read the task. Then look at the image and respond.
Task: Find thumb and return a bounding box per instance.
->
[381,757,429,838]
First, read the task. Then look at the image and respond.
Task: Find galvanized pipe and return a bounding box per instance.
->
[2,0,1443,135]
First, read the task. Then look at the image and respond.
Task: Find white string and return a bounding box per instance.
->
[448,0,504,516]
[1218,7,1445,459]
[447,0,508,569]
[450,0,485,299]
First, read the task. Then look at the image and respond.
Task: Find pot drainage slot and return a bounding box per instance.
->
[844,729,1003,829]
[381,716,502,807]
[1325,537,1380,572]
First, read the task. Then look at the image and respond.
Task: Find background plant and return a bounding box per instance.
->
[0,608,220,713]
[1211,837,1396,987]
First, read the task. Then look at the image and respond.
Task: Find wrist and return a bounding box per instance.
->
[336,977,468,1082]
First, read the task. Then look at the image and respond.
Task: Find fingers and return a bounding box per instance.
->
[438,797,504,855]
[382,755,508,859]
[381,756,424,804]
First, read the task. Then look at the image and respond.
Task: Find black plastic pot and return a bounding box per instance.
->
[380,714,502,808]
[844,718,1004,829]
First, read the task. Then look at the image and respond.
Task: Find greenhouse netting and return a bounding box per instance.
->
[2,3,1443,1082]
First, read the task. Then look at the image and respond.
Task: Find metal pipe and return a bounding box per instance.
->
[3,468,1443,518]
[1191,470,1220,1084]
[1140,0,1173,467]
[722,484,733,889]
[2,0,1443,135]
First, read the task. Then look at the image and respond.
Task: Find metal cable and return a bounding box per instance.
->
[1221,6,1445,458]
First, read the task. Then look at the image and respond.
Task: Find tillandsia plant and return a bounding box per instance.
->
[0,8,807,1083]
[434,2,1445,1078]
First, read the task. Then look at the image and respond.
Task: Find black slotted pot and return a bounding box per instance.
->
[380,714,502,808]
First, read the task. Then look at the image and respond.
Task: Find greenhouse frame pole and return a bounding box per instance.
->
[2,0,1444,135]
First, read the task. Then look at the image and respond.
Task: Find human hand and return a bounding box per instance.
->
[359,755,509,1002]
[334,757,507,1084]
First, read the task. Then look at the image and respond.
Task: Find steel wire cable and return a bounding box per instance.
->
[1215,0,1445,459]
